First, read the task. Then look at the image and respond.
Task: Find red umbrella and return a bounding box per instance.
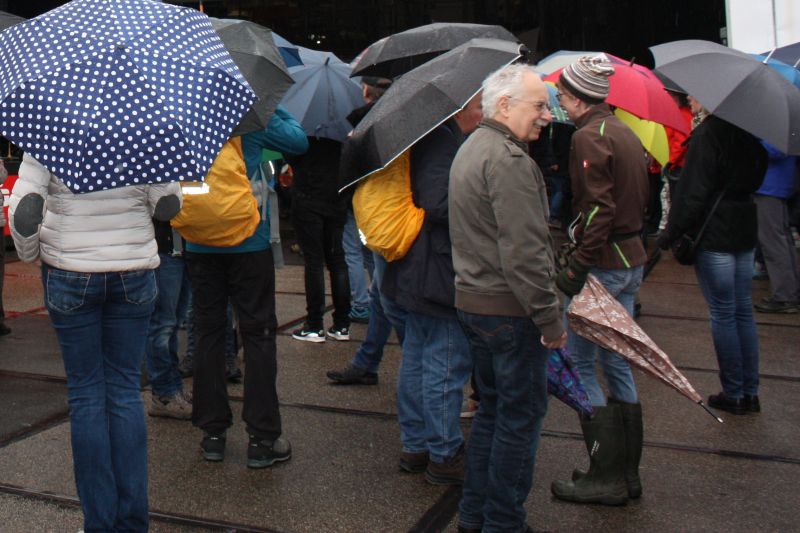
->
[568,275,723,423]
[545,53,690,134]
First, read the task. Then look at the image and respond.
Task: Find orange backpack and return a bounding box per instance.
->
[352,150,425,262]
[171,137,260,247]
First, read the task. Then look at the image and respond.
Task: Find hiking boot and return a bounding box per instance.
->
[399,450,428,473]
[754,298,798,314]
[148,392,192,420]
[326,364,378,385]
[708,392,745,415]
[178,357,193,378]
[425,445,465,485]
[292,326,325,343]
[744,394,761,413]
[349,306,370,324]
[201,432,226,462]
[551,404,628,505]
[247,435,292,469]
[326,326,350,341]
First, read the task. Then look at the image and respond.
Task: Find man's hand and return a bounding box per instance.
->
[555,257,590,297]
[541,331,567,349]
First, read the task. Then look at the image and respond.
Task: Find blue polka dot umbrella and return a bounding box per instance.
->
[0,0,256,193]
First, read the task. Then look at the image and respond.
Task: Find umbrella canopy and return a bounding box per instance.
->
[614,108,669,166]
[544,54,689,134]
[765,41,800,68]
[651,40,800,156]
[754,54,800,89]
[351,22,518,79]
[281,50,363,142]
[544,81,571,124]
[534,49,603,75]
[0,0,255,193]
[568,275,723,423]
[271,31,303,68]
[210,18,294,136]
[548,348,593,417]
[340,38,525,190]
[0,10,25,31]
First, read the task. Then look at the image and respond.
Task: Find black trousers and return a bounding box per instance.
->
[185,249,281,440]
[292,197,351,330]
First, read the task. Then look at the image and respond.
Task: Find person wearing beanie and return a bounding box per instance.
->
[551,55,650,506]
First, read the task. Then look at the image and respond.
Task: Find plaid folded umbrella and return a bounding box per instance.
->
[568,275,723,423]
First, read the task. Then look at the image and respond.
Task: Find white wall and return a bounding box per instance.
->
[726,0,800,53]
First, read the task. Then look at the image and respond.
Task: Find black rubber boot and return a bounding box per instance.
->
[610,398,643,499]
[572,399,644,499]
[551,404,628,505]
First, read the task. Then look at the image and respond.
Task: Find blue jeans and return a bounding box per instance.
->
[146,253,190,397]
[351,253,399,373]
[397,310,471,462]
[457,311,549,533]
[342,210,370,310]
[694,249,759,398]
[567,265,643,406]
[43,265,155,533]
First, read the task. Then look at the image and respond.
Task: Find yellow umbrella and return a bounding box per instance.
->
[614,108,670,166]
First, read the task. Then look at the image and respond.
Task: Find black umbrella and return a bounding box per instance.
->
[651,40,800,155]
[210,18,295,136]
[0,11,24,31]
[350,22,518,79]
[764,41,800,68]
[340,38,525,191]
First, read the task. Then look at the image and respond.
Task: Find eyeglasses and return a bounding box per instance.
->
[509,96,551,113]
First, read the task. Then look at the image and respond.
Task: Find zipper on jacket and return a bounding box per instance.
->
[611,242,631,268]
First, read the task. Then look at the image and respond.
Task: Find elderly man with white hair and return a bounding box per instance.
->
[449,63,565,533]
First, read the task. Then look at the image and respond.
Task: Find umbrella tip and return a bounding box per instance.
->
[763,49,775,63]
[699,401,724,423]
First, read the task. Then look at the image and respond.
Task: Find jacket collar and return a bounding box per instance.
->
[479,119,529,153]
[574,103,613,130]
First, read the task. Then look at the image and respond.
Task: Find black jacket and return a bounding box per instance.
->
[666,115,768,253]
[382,120,463,318]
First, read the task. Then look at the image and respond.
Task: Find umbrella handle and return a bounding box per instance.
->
[698,401,724,424]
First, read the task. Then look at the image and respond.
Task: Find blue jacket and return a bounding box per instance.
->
[188,106,308,254]
[382,120,464,318]
[757,141,797,199]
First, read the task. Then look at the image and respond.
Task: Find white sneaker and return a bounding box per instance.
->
[292,327,326,342]
[326,326,350,341]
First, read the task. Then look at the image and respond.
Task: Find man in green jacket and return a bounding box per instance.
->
[552,55,649,506]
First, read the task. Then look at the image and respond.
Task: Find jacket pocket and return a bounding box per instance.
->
[120,270,158,306]
[45,268,91,313]
[421,227,456,308]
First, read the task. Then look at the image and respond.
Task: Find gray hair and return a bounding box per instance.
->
[481,63,537,118]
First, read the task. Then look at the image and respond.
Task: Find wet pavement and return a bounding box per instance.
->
[0,241,798,532]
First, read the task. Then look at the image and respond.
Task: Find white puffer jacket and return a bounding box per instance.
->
[9,154,181,272]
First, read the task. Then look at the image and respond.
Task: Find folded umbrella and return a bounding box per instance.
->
[340,38,525,190]
[280,50,363,142]
[548,348,593,417]
[351,22,518,79]
[0,0,255,193]
[210,18,294,136]
[651,40,800,156]
[568,275,723,423]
